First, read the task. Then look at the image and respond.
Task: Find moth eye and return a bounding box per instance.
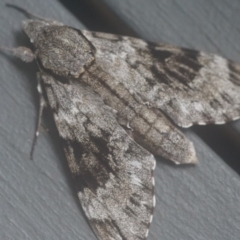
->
[42,29,48,36]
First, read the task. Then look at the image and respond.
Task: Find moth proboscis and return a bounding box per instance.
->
[1,4,240,240]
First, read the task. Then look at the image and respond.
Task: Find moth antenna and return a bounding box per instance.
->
[6,4,64,26]
[30,74,46,160]
[6,3,45,20]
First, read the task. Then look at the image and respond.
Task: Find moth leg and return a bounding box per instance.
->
[30,73,47,159]
[126,122,134,131]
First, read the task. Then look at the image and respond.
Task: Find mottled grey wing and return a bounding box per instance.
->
[40,72,156,240]
[83,31,240,128]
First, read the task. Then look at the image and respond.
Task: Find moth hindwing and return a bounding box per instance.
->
[2,5,240,240]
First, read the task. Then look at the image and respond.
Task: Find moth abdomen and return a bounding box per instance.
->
[79,62,197,164]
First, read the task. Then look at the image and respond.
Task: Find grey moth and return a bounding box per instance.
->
[1,4,240,240]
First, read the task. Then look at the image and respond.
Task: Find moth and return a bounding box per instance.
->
[1,4,240,240]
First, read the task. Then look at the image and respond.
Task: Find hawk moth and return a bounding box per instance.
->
[1,4,240,240]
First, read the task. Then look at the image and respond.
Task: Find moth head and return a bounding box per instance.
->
[22,19,96,78]
[22,19,53,44]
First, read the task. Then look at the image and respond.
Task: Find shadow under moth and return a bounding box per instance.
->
[1,4,240,240]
